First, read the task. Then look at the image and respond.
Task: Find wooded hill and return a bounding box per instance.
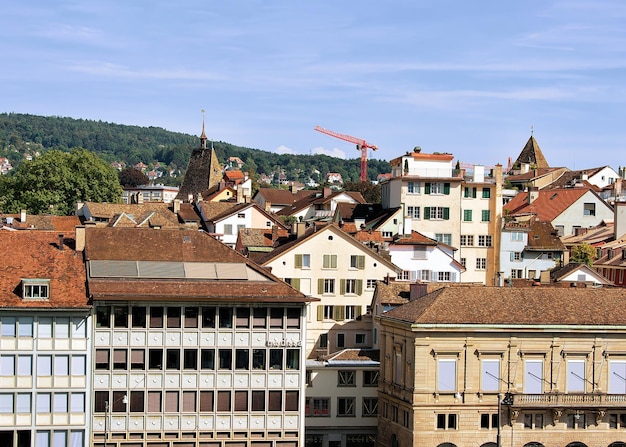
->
[0,113,391,185]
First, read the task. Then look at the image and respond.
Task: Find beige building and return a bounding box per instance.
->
[377,283,626,447]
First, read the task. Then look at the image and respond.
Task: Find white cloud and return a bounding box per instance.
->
[275,145,296,155]
[311,146,346,159]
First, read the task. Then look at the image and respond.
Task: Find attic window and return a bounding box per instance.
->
[22,279,50,300]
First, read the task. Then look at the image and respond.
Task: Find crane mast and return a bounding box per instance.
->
[314,125,378,182]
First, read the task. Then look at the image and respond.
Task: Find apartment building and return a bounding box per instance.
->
[381,149,503,284]
[0,231,91,447]
[80,226,312,447]
[377,283,626,447]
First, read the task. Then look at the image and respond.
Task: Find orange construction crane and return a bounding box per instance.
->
[314,125,378,182]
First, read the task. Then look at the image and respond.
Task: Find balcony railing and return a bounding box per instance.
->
[509,393,626,409]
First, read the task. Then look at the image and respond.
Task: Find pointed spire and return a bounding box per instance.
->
[200,109,207,149]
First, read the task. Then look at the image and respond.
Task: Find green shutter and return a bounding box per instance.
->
[323,255,329,269]
[425,183,431,194]
[331,255,337,269]
[317,305,323,321]
[340,279,346,295]
[356,305,363,316]
[317,278,324,294]
[424,207,431,220]
[291,278,300,290]
[294,254,302,268]
[356,280,363,296]
[357,255,365,270]
[334,306,345,321]
[464,187,469,198]
[444,183,450,195]
[443,208,450,220]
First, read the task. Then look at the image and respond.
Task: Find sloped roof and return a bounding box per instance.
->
[524,220,565,251]
[176,144,223,201]
[392,230,438,246]
[511,135,549,171]
[503,188,591,221]
[382,285,626,326]
[254,188,319,206]
[0,214,80,232]
[373,280,411,305]
[0,231,89,309]
[506,167,565,184]
[550,263,612,285]
[561,221,614,247]
[83,227,312,304]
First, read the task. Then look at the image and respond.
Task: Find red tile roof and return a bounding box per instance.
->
[503,188,590,221]
[0,231,89,309]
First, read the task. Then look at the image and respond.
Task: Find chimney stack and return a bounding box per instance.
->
[58,233,64,250]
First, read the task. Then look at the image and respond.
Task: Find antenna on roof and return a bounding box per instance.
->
[531,124,534,136]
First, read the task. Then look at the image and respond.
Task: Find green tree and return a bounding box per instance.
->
[343,181,382,204]
[570,243,598,266]
[0,148,122,215]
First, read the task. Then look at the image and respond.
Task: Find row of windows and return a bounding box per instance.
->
[462,209,491,222]
[459,258,488,270]
[463,186,492,199]
[335,369,379,387]
[380,401,411,427]
[316,278,365,296]
[317,305,363,321]
[0,392,85,414]
[294,254,366,270]
[397,270,457,282]
[305,397,377,417]
[317,332,366,349]
[96,306,300,330]
[404,206,452,220]
[432,358,626,394]
[34,431,84,447]
[460,234,493,247]
[0,354,86,377]
[0,316,87,338]
[406,181,456,196]
[94,389,299,413]
[95,347,300,371]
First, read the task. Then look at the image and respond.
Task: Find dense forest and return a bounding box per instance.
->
[0,113,391,185]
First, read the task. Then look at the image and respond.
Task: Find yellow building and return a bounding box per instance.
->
[377,283,626,447]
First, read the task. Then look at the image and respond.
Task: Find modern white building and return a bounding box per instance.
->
[80,226,312,447]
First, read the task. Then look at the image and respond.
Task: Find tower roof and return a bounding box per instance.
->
[511,135,549,172]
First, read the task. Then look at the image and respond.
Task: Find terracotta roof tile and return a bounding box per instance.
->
[0,231,88,309]
[503,187,590,221]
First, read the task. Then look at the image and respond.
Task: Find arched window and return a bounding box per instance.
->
[437,443,457,447]
[608,443,626,447]
[480,443,497,447]
[565,443,587,447]
[523,443,545,447]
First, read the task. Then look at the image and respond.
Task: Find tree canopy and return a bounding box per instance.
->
[570,243,598,266]
[119,167,150,187]
[0,148,123,215]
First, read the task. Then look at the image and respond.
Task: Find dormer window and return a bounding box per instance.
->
[22,279,50,300]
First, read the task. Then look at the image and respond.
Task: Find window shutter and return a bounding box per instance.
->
[510,252,515,262]
[356,305,363,317]
[340,279,346,295]
[291,278,300,290]
[451,272,456,282]
[424,207,431,220]
[294,254,302,268]
[356,280,363,296]
[317,278,324,294]
[444,183,450,195]
[317,305,323,321]
[334,306,345,321]
[443,208,450,220]
[425,183,431,194]
[357,255,365,270]
[331,255,338,269]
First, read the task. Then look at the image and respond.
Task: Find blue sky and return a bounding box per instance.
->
[2,1,625,170]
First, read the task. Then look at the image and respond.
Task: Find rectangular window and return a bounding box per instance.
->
[165,391,179,412]
[130,391,144,413]
[511,231,524,241]
[251,391,265,411]
[337,397,355,416]
[310,398,330,416]
[38,317,52,338]
[481,359,500,392]
[253,308,267,328]
[364,370,379,386]
[219,349,232,370]
[236,307,250,328]
[524,413,544,429]
[478,235,492,247]
[350,255,365,269]
[269,349,283,370]
[131,349,145,370]
[95,350,109,370]
[200,349,215,370]
[54,355,69,376]
[583,203,596,216]
[219,308,233,328]
[252,349,266,370]
[150,307,163,328]
[18,317,33,336]
[407,206,420,219]
[0,355,14,376]
[425,206,449,220]
[184,349,197,370]
[460,235,474,246]
[148,349,162,370]
[71,355,86,376]
[363,397,378,417]
[319,333,328,348]
[199,391,214,412]
[167,307,181,328]
[482,187,491,198]
[182,391,196,412]
[464,187,477,198]
[129,307,146,329]
[147,391,162,413]
[55,318,69,338]
[37,355,52,376]
[286,307,300,328]
[294,253,311,269]
[438,358,457,392]
[525,360,543,394]
[338,370,355,386]
[224,224,233,235]
[463,209,472,222]
[436,413,458,429]
[481,413,499,429]
[113,306,128,328]
[17,355,31,376]
[567,359,586,392]
[323,279,335,294]
[337,333,345,348]
[93,391,107,413]
[1,317,16,337]
[476,258,487,270]
[234,390,248,412]
[286,349,299,370]
[16,393,31,413]
[53,392,68,413]
[609,361,626,393]
[23,281,50,299]
[268,390,282,411]
[355,333,366,345]
[269,308,283,328]
[217,391,231,412]
[323,254,338,269]
[366,279,377,289]
[481,210,491,222]
[235,349,249,370]
[184,307,198,328]
[407,181,420,194]
[202,307,216,328]
[113,350,127,370]
[166,349,180,370]
[435,233,452,245]
[285,390,298,412]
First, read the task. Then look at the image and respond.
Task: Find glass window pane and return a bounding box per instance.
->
[18,316,33,336]
[1,317,15,336]
[437,359,456,391]
[71,356,86,376]
[55,318,70,338]
[37,393,51,412]
[37,355,52,376]
[567,359,586,392]
[53,431,67,447]
[36,431,50,447]
[16,394,31,413]
[481,359,500,391]
[54,355,69,375]
[0,394,14,413]
[0,355,14,376]
[72,318,87,338]
[38,317,52,338]
[70,393,85,413]
[525,360,543,394]
[17,355,31,376]
[70,431,84,447]
[609,360,626,394]
[53,393,68,412]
